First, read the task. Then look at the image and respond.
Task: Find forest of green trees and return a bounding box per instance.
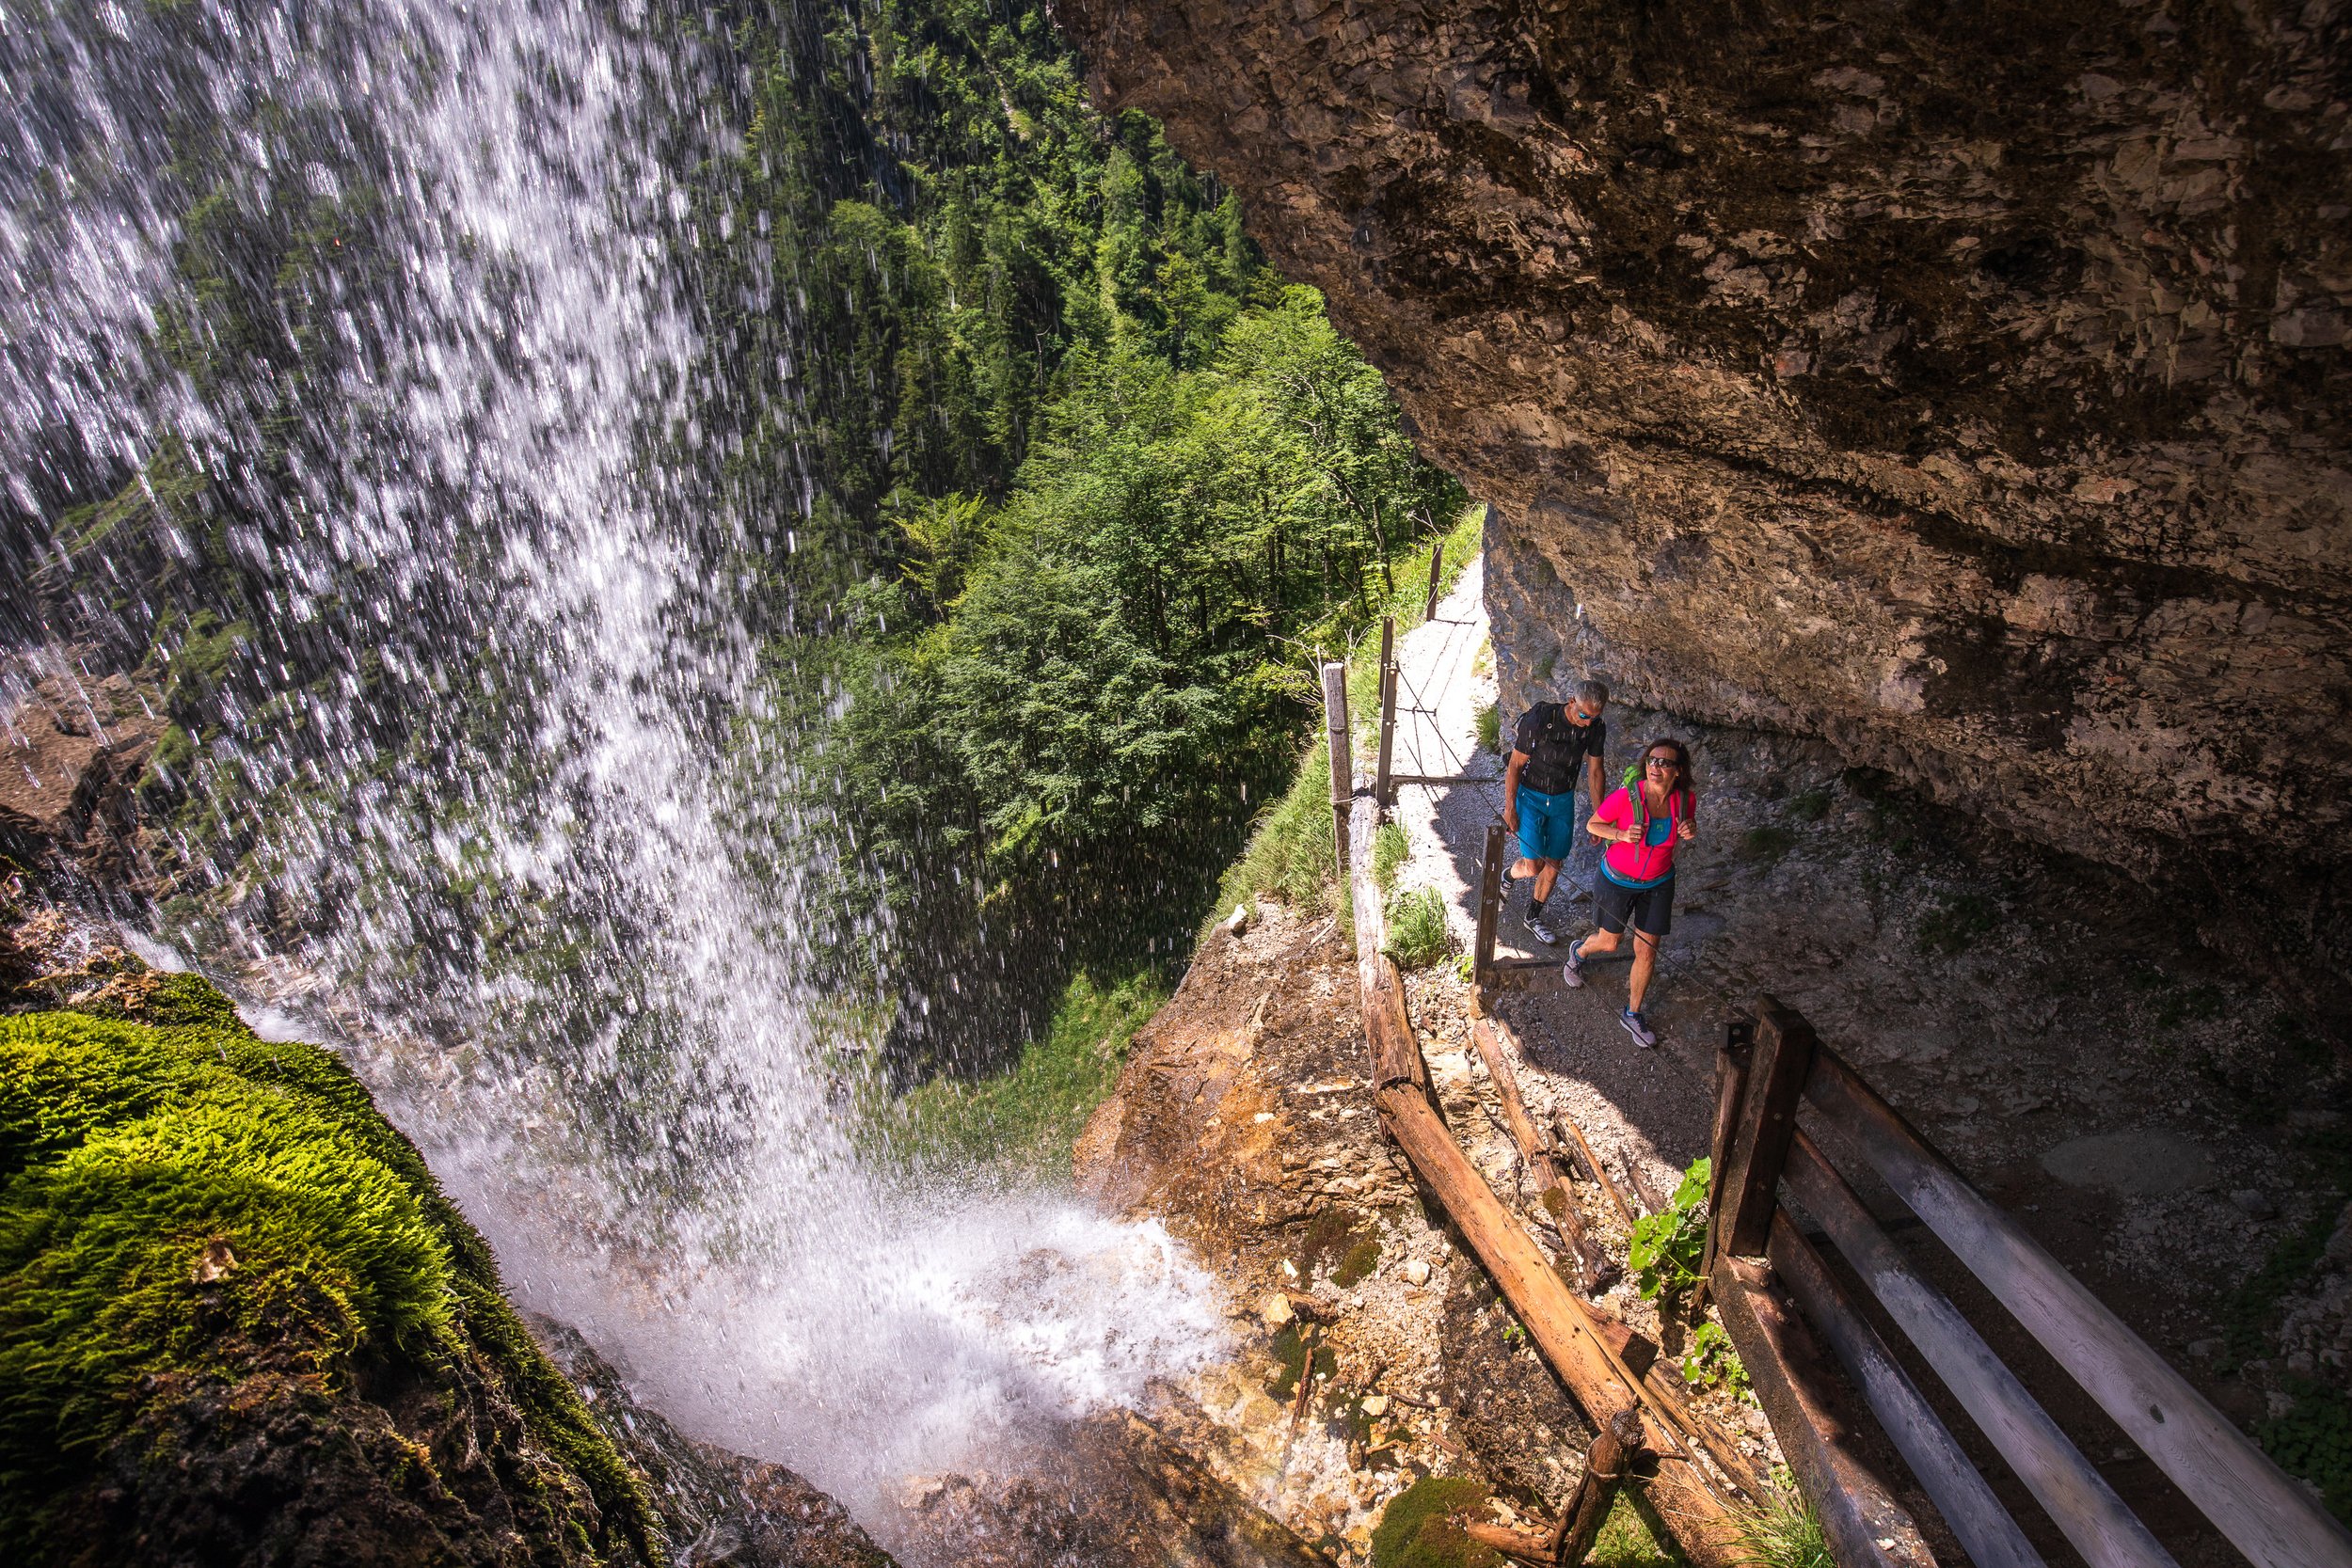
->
[713,0,1464,1075]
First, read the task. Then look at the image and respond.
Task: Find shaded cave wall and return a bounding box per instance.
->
[1051,0,2352,1024]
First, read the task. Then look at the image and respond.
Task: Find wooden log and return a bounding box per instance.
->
[1474,822,1504,988]
[1787,1129,2166,1568]
[1804,1051,2352,1568]
[1377,1084,1739,1565]
[1765,1207,2050,1568]
[1553,1110,1638,1227]
[1640,1365,1772,1501]
[1470,1014,1615,1290]
[1322,661,1353,880]
[1552,1411,1641,1565]
[1462,1522,1560,1563]
[1697,1034,1751,1295]
[1584,1298,1656,1378]
[1375,616,1398,812]
[1350,794,1426,1093]
[1716,997,1816,1257]
[1711,1253,1937,1568]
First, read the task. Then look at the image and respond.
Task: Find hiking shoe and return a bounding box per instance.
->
[1561,939,1586,988]
[1619,1008,1658,1049]
[1523,909,1558,945]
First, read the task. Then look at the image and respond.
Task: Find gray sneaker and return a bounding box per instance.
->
[1561,938,1586,988]
[1523,908,1558,945]
[1619,1008,1658,1048]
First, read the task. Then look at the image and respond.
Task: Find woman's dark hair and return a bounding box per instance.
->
[1640,737,1695,812]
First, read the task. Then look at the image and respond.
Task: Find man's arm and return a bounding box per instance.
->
[1502,752,1527,830]
[1584,747,1607,809]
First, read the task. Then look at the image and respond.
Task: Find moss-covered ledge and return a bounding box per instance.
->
[0,973,665,1566]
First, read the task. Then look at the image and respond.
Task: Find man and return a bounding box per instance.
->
[1501,678,1609,944]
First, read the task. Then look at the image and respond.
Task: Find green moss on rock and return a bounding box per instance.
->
[1371,1476,1501,1568]
[0,981,665,1565]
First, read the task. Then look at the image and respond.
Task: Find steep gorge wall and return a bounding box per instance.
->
[1053,0,2352,1022]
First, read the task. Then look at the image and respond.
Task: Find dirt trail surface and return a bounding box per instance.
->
[1074,900,1779,1562]
[1354,549,2352,1564]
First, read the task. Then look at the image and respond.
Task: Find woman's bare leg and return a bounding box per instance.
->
[1627,930,1661,1011]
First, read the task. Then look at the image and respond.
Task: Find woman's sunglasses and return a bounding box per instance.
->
[1645,755,1680,771]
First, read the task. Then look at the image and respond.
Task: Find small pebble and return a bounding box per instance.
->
[1404,1259,1431,1286]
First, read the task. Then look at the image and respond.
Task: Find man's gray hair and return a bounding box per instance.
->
[1576,678,1610,708]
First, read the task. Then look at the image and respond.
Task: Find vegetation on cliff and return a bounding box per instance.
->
[0,973,664,1565]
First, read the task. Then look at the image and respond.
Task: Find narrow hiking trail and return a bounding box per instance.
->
[1379,550,2348,1566]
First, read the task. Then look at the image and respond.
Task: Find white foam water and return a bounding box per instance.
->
[1,0,1225,1522]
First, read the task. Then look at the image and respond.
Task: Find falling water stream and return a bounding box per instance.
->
[3,0,1226,1527]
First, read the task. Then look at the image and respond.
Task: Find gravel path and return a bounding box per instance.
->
[1384,557,1711,1206]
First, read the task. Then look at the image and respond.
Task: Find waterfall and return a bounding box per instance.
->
[1,0,1224,1519]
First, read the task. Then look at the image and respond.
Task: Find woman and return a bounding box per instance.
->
[1561,737,1696,1048]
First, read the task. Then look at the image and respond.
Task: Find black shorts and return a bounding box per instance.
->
[1596,874,1673,938]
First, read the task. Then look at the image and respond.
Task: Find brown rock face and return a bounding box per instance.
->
[1054,0,2352,1020]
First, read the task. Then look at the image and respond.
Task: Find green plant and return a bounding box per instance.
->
[1383,886,1455,971]
[1787,787,1833,823]
[1475,702,1501,755]
[1730,1489,1834,1568]
[1680,1322,1750,1397]
[1371,1476,1501,1568]
[1629,1157,1711,1304]
[1740,827,1795,863]
[2258,1376,2352,1522]
[1587,1495,1683,1566]
[1374,821,1411,895]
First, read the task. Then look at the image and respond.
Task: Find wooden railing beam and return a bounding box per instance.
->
[1805,1050,2352,1568]
[1767,1211,2050,1568]
[1785,1130,2172,1568]
[1716,997,1816,1257]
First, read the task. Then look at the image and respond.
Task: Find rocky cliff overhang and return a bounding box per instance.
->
[1054,0,2352,1022]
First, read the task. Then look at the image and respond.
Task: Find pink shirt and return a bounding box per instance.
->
[1596,785,1688,887]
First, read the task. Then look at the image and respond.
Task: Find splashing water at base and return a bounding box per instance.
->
[2,0,1228,1518]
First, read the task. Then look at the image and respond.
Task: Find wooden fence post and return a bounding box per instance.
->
[1375,616,1398,814]
[1474,822,1504,990]
[1716,997,1817,1259]
[1322,660,1352,881]
[1422,533,1445,623]
[1697,1022,1753,1298]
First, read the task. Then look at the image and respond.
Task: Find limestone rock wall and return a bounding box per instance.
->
[1053,0,2352,1021]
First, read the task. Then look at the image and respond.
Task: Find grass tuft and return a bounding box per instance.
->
[1475,702,1501,755]
[1383,887,1454,971]
[1374,821,1411,895]
[1730,1489,1835,1568]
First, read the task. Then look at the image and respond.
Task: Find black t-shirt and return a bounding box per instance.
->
[1512,705,1607,797]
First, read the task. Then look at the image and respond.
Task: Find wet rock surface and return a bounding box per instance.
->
[1052,0,2352,1025]
[537,1323,893,1568]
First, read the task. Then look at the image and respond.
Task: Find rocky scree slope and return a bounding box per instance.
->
[1052,0,2352,1023]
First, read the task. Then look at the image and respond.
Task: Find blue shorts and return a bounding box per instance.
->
[1515,787,1580,863]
